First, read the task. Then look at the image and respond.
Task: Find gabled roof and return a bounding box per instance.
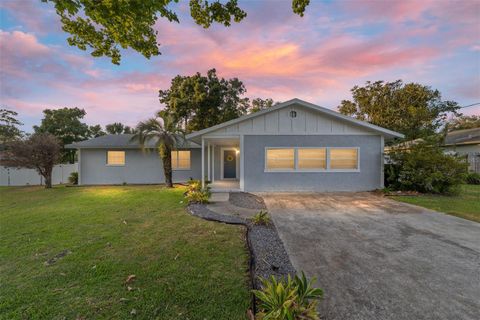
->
[186,98,404,140]
[65,134,200,149]
[444,128,480,146]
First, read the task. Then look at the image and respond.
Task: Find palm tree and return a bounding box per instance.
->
[131,111,184,188]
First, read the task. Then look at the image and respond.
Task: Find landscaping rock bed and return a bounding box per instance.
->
[187,201,295,290]
[229,192,267,210]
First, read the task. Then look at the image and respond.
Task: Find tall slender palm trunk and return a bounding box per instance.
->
[160,144,173,187]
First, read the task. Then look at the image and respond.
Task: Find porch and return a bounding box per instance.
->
[201,136,243,192]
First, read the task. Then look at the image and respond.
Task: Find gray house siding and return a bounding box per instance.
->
[243,135,382,192]
[80,148,202,185]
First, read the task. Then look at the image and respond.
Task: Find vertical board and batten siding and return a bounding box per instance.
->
[0,163,78,186]
[204,104,374,136]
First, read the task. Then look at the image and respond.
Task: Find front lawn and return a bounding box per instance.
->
[0,185,250,319]
[393,184,480,223]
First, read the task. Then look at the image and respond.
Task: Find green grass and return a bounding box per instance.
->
[0,185,250,319]
[393,184,480,223]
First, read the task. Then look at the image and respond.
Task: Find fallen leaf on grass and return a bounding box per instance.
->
[174,253,180,260]
[130,309,137,315]
[125,274,136,284]
[123,220,128,225]
[127,286,134,291]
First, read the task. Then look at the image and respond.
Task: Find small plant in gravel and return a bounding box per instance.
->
[250,210,270,225]
[185,179,211,204]
[253,272,323,320]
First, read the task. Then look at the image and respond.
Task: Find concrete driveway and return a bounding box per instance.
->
[261,192,480,320]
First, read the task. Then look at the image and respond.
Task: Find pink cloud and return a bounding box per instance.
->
[1,0,478,131]
[0,0,60,34]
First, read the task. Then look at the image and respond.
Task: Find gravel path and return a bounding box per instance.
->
[187,201,295,290]
[229,192,267,210]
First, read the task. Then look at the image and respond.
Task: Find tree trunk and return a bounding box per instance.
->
[44,172,52,189]
[161,144,173,188]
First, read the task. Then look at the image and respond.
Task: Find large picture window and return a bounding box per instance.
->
[107,151,125,165]
[171,150,191,170]
[266,148,295,170]
[265,147,359,172]
[298,148,326,170]
[330,148,358,170]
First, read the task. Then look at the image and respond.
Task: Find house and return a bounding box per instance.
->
[66,99,404,192]
[442,128,480,172]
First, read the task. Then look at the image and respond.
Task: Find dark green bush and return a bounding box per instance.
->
[466,172,480,185]
[68,172,78,185]
[386,139,467,194]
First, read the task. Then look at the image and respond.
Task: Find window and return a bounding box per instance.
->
[298,148,326,169]
[330,148,358,170]
[107,151,125,165]
[266,148,295,170]
[265,147,359,172]
[289,110,297,118]
[171,150,191,170]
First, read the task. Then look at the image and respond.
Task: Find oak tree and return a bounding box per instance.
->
[338,80,461,141]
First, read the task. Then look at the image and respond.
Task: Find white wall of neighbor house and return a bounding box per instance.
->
[0,163,78,186]
[79,148,202,185]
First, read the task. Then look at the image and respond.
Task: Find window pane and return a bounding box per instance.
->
[266,148,294,170]
[330,148,358,169]
[171,151,178,168]
[177,151,190,169]
[298,148,326,169]
[172,150,191,169]
[107,151,125,165]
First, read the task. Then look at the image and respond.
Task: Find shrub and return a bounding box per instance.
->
[466,172,480,185]
[386,139,467,194]
[253,272,323,320]
[68,171,78,185]
[185,189,211,204]
[185,179,211,204]
[250,210,270,225]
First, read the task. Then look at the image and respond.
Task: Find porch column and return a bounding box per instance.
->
[201,137,205,189]
[212,145,215,182]
[240,134,244,191]
[207,141,211,181]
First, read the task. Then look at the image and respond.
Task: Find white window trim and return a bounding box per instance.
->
[172,150,191,171]
[106,150,125,166]
[264,147,360,173]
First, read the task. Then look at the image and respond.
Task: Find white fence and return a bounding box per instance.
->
[0,163,78,186]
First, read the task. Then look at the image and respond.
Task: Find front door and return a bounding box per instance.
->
[223,149,236,179]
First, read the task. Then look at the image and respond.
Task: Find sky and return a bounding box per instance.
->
[0,0,479,132]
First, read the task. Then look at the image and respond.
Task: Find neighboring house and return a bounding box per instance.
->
[66,99,403,192]
[443,128,480,173]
